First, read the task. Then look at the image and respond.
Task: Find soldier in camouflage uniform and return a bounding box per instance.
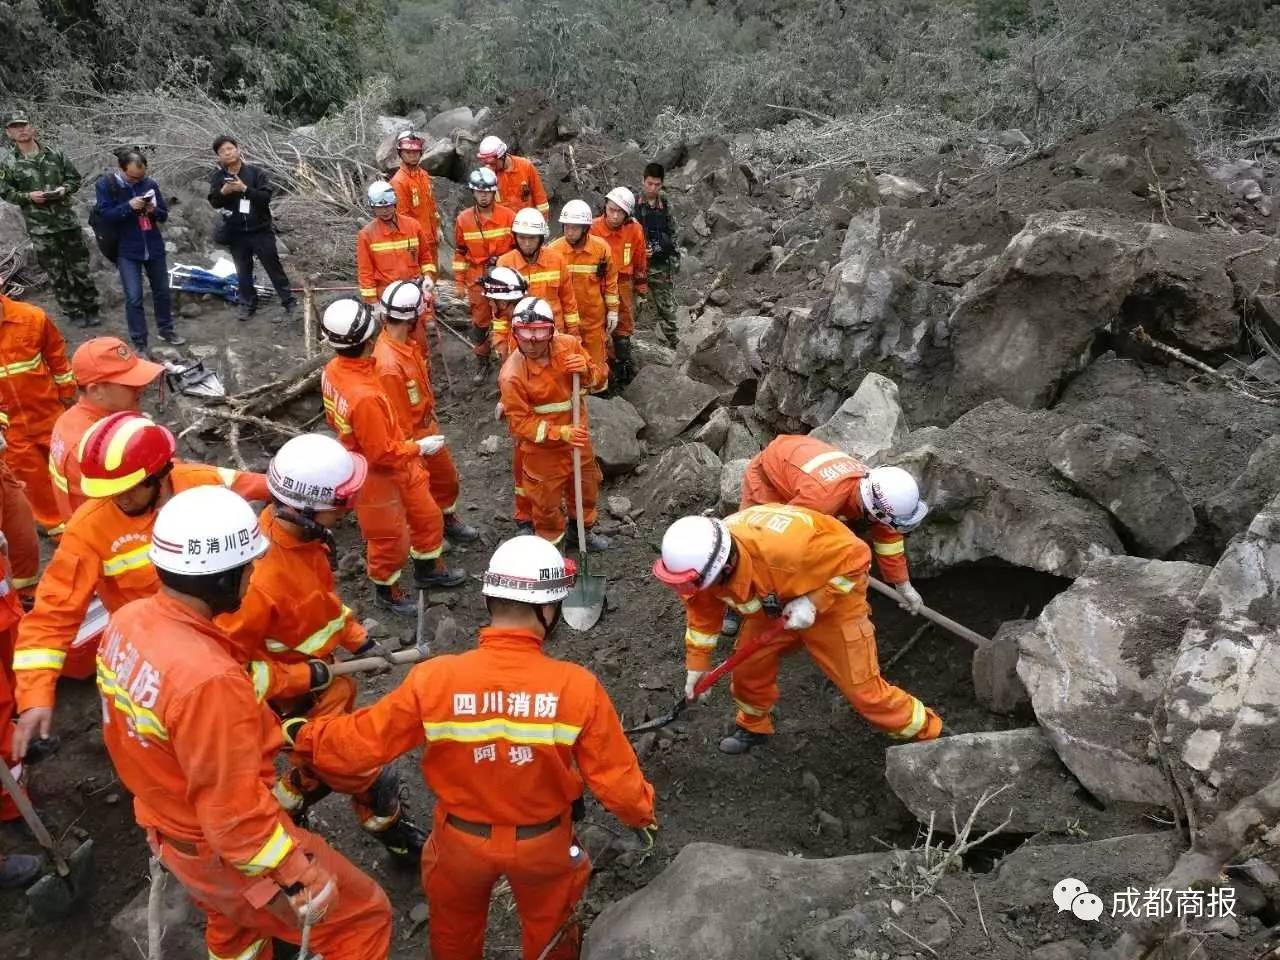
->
[0,112,100,327]
[634,161,680,346]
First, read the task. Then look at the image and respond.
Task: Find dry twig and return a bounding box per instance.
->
[884,623,930,671]
[886,920,940,957]
[146,856,166,960]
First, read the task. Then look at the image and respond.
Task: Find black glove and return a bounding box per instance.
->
[468,324,488,346]
[307,660,332,692]
[282,716,309,747]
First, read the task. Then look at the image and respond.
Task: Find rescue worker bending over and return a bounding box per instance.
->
[494,208,579,361]
[218,434,428,862]
[100,485,392,960]
[0,526,37,870]
[548,199,617,394]
[653,507,942,755]
[498,297,609,552]
[725,435,929,636]
[453,167,516,383]
[12,412,267,756]
[287,535,657,960]
[590,187,647,388]
[476,135,550,217]
[319,298,465,617]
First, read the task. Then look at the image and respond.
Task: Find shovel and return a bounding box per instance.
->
[625,622,788,736]
[0,759,95,922]
[563,372,606,631]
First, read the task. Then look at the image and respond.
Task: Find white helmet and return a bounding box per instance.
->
[467,167,499,192]
[477,135,508,163]
[268,434,368,511]
[481,265,528,302]
[150,486,268,575]
[367,180,397,207]
[559,199,593,226]
[512,207,549,238]
[321,298,377,348]
[512,296,555,327]
[653,516,732,592]
[605,186,635,217]
[380,279,425,322]
[860,466,929,532]
[482,535,576,604]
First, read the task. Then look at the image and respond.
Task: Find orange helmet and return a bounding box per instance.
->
[78,412,177,498]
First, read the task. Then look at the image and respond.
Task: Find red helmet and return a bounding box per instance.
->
[78,412,177,498]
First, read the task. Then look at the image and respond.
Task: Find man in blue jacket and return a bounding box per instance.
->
[94,148,185,354]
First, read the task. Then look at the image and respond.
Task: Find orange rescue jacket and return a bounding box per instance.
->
[497,334,601,455]
[13,462,268,711]
[493,246,580,345]
[217,506,367,703]
[494,155,549,216]
[356,213,435,302]
[321,355,419,469]
[390,165,440,244]
[546,234,618,334]
[48,397,110,521]
[682,504,871,671]
[293,625,655,827]
[100,591,315,888]
[745,435,910,584]
[0,294,75,438]
[451,204,516,285]
[589,217,648,291]
[373,333,437,439]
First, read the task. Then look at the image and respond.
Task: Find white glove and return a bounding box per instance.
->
[0,431,7,454]
[781,596,817,631]
[417,434,447,456]
[685,670,708,701]
[895,580,924,615]
[493,401,505,422]
[606,311,619,334]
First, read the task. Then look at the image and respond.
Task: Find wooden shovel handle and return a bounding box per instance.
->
[868,576,991,647]
[0,752,70,874]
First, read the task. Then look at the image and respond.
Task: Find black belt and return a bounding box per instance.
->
[156,831,199,856]
[445,812,561,840]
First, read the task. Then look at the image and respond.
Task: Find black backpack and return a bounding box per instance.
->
[88,174,126,263]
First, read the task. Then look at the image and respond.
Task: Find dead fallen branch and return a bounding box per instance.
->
[1131,326,1280,406]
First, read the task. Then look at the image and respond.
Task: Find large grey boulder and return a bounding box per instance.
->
[640,443,722,518]
[886,728,1117,835]
[1163,492,1280,824]
[725,315,772,374]
[679,311,755,404]
[891,401,1123,578]
[582,843,898,960]
[972,619,1033,715]
[624,366,719,443]
[1018,556,1211,806]
[111,872,203,958]
[424,106,479,140]
[1206,435,1280,548]
[705,195,769,236]
[719,458,750,514]
[1046,422,1196,557]
[810,372,909,462]
[840,205,1022,284]
[586,395,645,476]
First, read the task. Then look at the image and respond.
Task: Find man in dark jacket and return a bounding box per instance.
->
[207,136,296,323]
[0,112,100,328]
[635,162,680,346]
[95,148,185,353]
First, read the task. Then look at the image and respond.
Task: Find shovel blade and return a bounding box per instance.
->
[562,574,606,632]
[26,838,95,923]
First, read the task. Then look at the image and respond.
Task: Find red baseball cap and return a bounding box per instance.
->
[71,337,164,388]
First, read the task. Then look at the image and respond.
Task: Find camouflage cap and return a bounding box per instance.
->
[5,111,31,127]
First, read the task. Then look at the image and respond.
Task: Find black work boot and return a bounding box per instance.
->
[514,520,535,536]
[374,582,416,618]
[575,526,612,552]
[414,558,467,589]
[721,608,743,638]
[718,725,771,755]
[0,853,44,889]
[444,514,481,544]
[368,811,428,864]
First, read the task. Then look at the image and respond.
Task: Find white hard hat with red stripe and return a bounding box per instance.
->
[653,515,732,595]
[482,535,577,604]
[559,199,593,225]
[477,135,508,163]
[512,207,549,238]
[149,486,269,575]
[859,466,928,531]
[268,433,368,512]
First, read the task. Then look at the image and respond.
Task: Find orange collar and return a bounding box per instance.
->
[477,625,545,651]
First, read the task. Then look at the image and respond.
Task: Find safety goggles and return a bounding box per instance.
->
[513,323,555,343]
[651,558,702,597]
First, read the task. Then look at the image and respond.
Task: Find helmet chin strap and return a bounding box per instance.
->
[534,602,562,641]
[276,505,338,568]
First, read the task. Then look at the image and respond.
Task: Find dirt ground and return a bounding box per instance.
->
[0,287,1069,957]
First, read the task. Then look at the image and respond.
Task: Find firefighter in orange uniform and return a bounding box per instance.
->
[375,280,480,545]
[0,292,76,534]
[653,507,942,755]
[0,426,41,602]
[356,180,435,305]
[99,484,393,960]
[730,434,929,635]
[481,267,535,529]
[50,336,164,523]
[498,298,609,552]
[548,199,618,394]
[453,167,517,380]
[390,129,440,245]
[476,136,550,217]
[589,188,648,389]
[287,535,657,960]
[216,434,428,862]
[319,298,465,617]
[493,208,579,362]
[10,412,268,757]
[0,529,33,837]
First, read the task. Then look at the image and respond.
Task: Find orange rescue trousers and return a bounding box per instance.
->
[1,623,23,822]
[4,434,61,534]
[0,461,40,596]
[466,284,494,358]
[613,277,636,339]
[149,824,392,960]
[520,444,600,545]
[355,460,444,586]
[729,590,941,741]
[422,807,590,960]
